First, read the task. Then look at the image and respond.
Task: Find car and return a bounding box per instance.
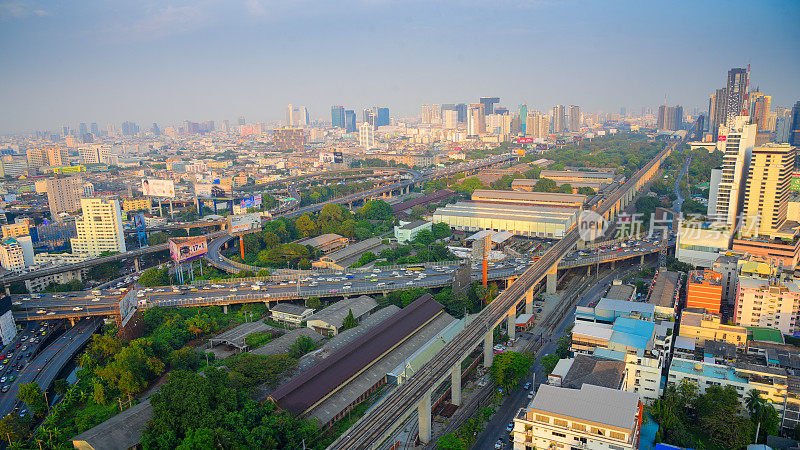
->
[11,301,21,306]
[20,346,26,351]
[92,297,101,302]
[0,377,5,383]
[73,306,83,311]
[495,439,504,449]
[506,422,514,432]
[1,385,8,393]
[14,344,19,348]
[7,376,15,382]
[523,382,531,390]
[36,309,46,314]
[329,289,338,293]
[527,391,534,399]
[46,312,55,316]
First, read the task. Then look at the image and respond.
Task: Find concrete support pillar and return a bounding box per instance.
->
[587,265,591,277]
[525,289,533,315]
[483,329,494,367]
[507,311,516,341]
[223,305,228,314]
[134,258,140,273]
[69,317,75,327]
[418,390,432,444]
[546,266,558,294]
[4,285,9,296]
[640,254,645,266]
[451,364,462,406]
[611,260,616,270]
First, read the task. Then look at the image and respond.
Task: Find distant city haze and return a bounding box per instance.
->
[0,0,798,134]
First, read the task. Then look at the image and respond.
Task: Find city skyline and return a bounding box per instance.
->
[1,0,799,134]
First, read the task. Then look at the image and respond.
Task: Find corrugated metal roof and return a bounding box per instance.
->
[531,384,639,430]
[269,294,443,415]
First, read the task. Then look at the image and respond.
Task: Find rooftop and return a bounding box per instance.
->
[605,284,636,302]
[609,317,656,351]
[271,302,314,317]
[297,233,346,248]
[530,384,639,431]
[305,295,378,329]
[647,269,680,308]
[269,294,443,416]
[251,328,325,357]
[470,189,586,205]
[398,219,430,230]
[433,202,579,225]
[561,354,626,390]
[321,237,382,263]
[70,399,153,450]
[747,326,785,344]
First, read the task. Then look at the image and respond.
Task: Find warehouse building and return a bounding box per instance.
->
[471,189,586,209]
[432,202,579,239]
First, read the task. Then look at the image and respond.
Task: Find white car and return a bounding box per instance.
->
[36,309,46,314]
[72,306,83,311]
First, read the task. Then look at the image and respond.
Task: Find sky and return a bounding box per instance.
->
[0,0,798,134]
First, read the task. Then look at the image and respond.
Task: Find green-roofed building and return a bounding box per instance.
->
[746,326,784,344]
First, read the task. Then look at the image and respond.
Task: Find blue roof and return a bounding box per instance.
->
[609,317,655,350]
[669,358,747,383]
[594,348,627,361]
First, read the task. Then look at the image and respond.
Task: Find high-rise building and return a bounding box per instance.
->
[359,122,375,149]
[750,92,773,131]
[725,67,749,127]
[420,104,442,125]
[331,105,345,128]
[376,107,390,127]
[790,101,800,147]
[286,104,309,127]
[686,270,724,314]
[90,123,99,136]
[734,270,800,335]
[344,110,357,133]
[79,122,88,137]
[568,105,581,132]
[467,103,485,136]
[657,105,683,131]
[46,176,83,219]
[26,146,68,172]
[518,104,527,134]
[71,198,127,256]
[0,239,26,272]
[551,105,566,133]
[708,116,757,226]
[479,97,499,116]
[741,143,796,239]
[80,145,112,164]
[443,110,459,130]
[120,121,139,136]
[237,116,246,126]
[273,128,306,152]
[709,88,728,135]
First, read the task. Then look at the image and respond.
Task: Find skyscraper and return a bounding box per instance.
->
[657,105,683,131]
[479,97,500,116]
[121,121,139,136]
[518,104,528,134]
[551,105,566,133]
[376,107,390,127]
[708,116,757,226]
[568,105,581,132]
[741,143,796,239]
[331,105,345,128]
[725,67,749,127]
[344,110,356,133]
[286,105,309,127]
[46,176,83,219]
[467,103,485,136]
[790,101,800,147]
[709,88,727,135]
[71,198,126,256]
[443,110,459,130]
[749,92,773,131]
[359,122,375,149]
[237,116,246,126]
[90,123,99,135]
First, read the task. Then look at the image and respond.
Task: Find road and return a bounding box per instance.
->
[472,261,646,449]
[673,154,691,214]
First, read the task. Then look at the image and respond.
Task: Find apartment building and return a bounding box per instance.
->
[734,272,800,335]
[571,315,672,403]
[512,384,643,450]
[46,176,83,218]
[686,269,724,314]
[678,308,747,349]
[0,239,26,272]
[71,198,127,256]
[122,198,151,213]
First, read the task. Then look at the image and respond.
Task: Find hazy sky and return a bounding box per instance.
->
[1,0,798,134]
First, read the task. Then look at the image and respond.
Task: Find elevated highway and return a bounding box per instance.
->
[327,130,688,449]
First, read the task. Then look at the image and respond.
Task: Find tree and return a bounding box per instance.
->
[746,389,780,443]
[18,382,47,417]
[341,309,358,331]
[357,199,393,220]
[696,385,753,449]
[490,351,535,391]
[540,354,560,375]
[0,413,29,444]
[432,222,451,240]
[437,432,467,450]
[289,336,318,358]
[54,378,69,396]
[138,267,170,287]
[305,297,321,309]
[295,214,316,238]
[356,252,377,267]
[532,178,558,192]
[576,186,596,195]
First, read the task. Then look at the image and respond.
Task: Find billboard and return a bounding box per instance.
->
[512,147,525,157]
[239,194,262,209]
[169,236,208,263]
[516,137,533,144]
[319,152,344,164]
[536,143,549,151]
[194,183,213,197]
[227,213,261,235]
[52,165,86,174]
[792,173,800,192]
[142,179,175,198]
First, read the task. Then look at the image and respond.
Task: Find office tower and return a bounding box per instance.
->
[467,103,485,136]
[494,107,508,115]
[656,105,683,131]
[568,105,581,132]
[455,103,467,123]
[359,122,375,148]
[551,105,566,133]
[121,121,139,136]
[443,110,459,130]
[286,104,308,127]
[479,97,499,115]
[46,176,84,219]
[750,92,773,130]
[90,123,99,136]
[376,107,390,127]
[518,105,527,134]
[420,104,442,125]
[80,145,111,164]
[741,143,796,238]
[790,101,800,147]
[725,67,749,127]
[362,108,373,125]
[331,106,345,128]
[27,146,69,172]
[344,110,357,133]
[237,116,246,126]
[620,106,627,117]
[71,198,127,256]
[775,116,792,143]
[686,270,724,314]
[79,122,88,136]
[709,117,757,226]
[709,88,728,135]
[151,122,161,135]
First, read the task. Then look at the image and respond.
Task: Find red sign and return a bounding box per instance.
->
[516,137,533,144]
[718,135,727,141]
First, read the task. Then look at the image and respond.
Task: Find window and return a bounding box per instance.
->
[571,423,586,432]
[610,431,626,440]
[590,427,605,436]
[552,432,566,438]
[535,415,549,423]
[554,419,568,428]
